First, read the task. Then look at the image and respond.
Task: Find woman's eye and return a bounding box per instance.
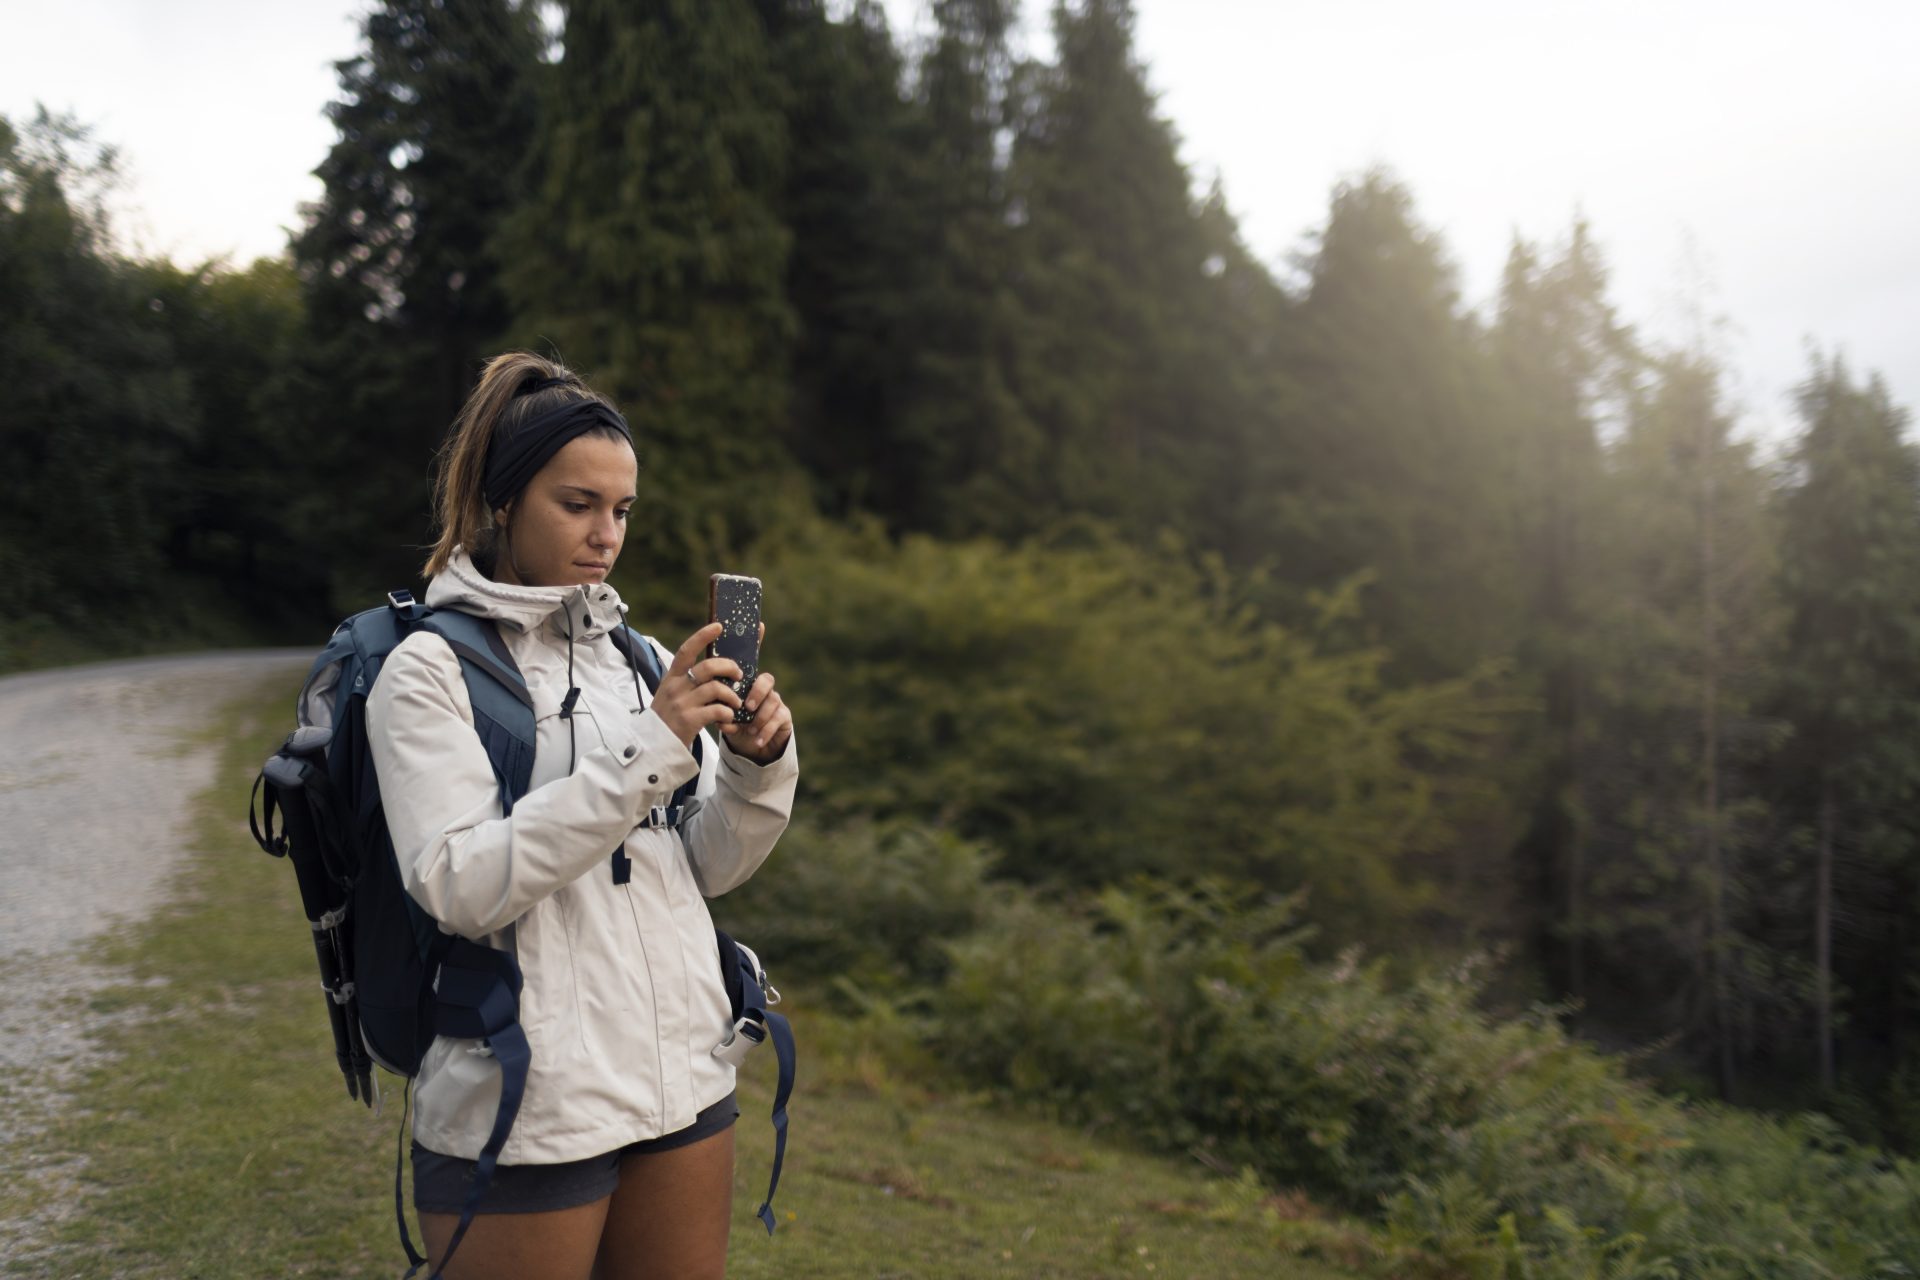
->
[564,502,588,513]
[615,509,630,521]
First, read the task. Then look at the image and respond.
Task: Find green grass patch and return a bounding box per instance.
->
[9,671,1371,1278]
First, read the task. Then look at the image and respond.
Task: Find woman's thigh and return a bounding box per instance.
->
[419,1197,611,1280]
[592,1127,735,1280]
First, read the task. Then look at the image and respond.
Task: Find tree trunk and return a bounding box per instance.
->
[1817,775,1836,1094]
[1700,385,1733,1099]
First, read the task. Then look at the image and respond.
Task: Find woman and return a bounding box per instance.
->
[366,351,797,1279]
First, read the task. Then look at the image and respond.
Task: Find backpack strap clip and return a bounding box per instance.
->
[711,1013,767,1068]
[638,798,701,830]
[386,589,429,625]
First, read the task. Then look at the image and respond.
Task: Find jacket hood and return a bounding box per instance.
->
[426,547,627,642]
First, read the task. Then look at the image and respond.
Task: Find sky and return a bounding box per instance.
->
[5,0,1916,454]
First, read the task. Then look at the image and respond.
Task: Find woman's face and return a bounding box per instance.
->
[493,432,638,588]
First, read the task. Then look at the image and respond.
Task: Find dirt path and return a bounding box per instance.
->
[0,649,308,1264]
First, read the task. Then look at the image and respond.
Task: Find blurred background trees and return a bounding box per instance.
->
[6,0,1919,1177]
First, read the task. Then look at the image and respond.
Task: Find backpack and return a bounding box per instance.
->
[248,589,794,1277]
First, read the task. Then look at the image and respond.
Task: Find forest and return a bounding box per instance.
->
[3,1,1917,1272]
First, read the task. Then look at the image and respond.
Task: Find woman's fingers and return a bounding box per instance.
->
[694,656,746,688]
[753,697,792,752]
[667,623,723,681]
[724,689,790,754]
[743,672,775,714]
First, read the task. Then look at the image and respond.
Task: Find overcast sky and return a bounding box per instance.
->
[6,0,1916,454]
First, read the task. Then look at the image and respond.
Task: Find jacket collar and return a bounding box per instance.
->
[426,547,626,642]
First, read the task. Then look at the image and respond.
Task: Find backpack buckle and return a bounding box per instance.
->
[386,589,415,613]
[712,1013,767,1067]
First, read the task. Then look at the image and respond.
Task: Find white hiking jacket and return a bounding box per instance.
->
[364,549,798,1163]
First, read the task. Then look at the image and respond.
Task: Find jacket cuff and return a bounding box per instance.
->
[717,728,798,793]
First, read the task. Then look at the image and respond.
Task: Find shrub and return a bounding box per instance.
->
[742,507,1515,948]
[929,877,1920,1277]
[713,813,1001,994]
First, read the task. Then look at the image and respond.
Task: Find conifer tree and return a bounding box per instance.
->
[884,0,1026,539]
[499,0,802,608]
[1492,223,1635,1006]
[294,0,544,596]
[755,1,927,523]
[1578,353,1784,1093]
[1768,358,1920,1095]
[990,0,1219,543]
[1283,170,1518,685]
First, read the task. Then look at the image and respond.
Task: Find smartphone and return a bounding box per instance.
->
[707,573,763,724]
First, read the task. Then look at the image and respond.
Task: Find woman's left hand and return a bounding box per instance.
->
[721,623,793,762]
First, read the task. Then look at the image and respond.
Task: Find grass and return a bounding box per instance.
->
[5,669,1374,1279]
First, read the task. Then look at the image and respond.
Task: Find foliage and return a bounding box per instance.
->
[291,0,547,601]
[0,109,190,620]
[1760,355,1920,1118]
[1281,170,1518,687]
[740,506,1514,948]
[715,813,1003,992]
[0,110,323,662]
[921,877,1920,1277]
[1568,354,1789,1086]
[499,0,806,617]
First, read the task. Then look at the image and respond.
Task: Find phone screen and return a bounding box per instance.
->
[708,574,762,723]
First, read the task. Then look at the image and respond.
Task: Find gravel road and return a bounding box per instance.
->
[0,649,309,1265]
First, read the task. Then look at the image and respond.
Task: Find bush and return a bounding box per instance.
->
[742,507,1515,949]
[928,877,1920,1277]
[713,813,1001,994]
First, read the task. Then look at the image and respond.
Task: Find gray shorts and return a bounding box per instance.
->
[412,1091,740,1215]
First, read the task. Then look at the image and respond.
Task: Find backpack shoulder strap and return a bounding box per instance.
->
[416,609,537,813]
[416,610,532,711]
[608,625,666,691]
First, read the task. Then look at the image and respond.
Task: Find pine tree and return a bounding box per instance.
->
[988,0,1219,543]
[1491,222,1635,1008]
[1282,169,1519,685]
[499,0,802,610]
[883,0,1025,539]
[1768,357,1920,1096]
[755,1,926,523]
[293,0,544,597]
[1577,353,1784,1095]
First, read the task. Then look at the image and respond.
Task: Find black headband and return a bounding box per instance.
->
[483,394,634,511]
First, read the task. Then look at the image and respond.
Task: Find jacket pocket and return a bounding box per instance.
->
[516,896,588,1059]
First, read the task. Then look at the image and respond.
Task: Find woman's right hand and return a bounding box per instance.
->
[650,623,746,750]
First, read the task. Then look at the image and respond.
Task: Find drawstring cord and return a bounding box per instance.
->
[558,597,581,776]
[610,599,639,886]
[556,593,650,886]
[616,603,647,711]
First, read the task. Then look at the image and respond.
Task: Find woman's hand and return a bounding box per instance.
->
[720,622,794,763]
[653,622,748,749]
